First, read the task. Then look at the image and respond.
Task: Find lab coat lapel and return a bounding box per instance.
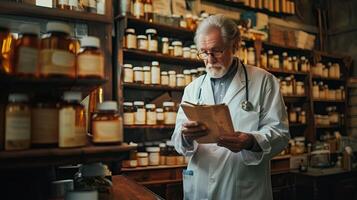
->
[200,74,215,105]
[222,62,248,105]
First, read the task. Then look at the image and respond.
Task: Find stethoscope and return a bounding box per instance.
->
[197,58,254,112]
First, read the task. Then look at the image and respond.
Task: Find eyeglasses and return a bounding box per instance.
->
[197,49,225,60]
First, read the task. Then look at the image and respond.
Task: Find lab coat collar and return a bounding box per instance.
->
[201,72,215,105]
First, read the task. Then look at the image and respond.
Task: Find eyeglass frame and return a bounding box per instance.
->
[196,48,227,60]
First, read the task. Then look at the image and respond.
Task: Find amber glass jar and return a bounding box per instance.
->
[5,94,31,151]
[40,22,76,77]
[123,102,135,125]
[77,36,104,78]
[59,91,87,148]
[13,24,40,76]
[124,28,137,49]
[145,104,156,125]
[0,27,15,74]
[134,101,146,125]
[92,101,123,144]
[144,0,153,22]
[163,102,176,125]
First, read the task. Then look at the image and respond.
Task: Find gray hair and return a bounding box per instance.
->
[194,14,240,52]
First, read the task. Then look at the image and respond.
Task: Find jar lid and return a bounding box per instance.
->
[123,102,133,106]
[297,81,304,85]
[145,104,156,109]
[129,142,138,147]
[197,67,206,72]
[288,57,292,61]
[273,55,279,58]
[268,50,273,54]
[19,24,40,35]
[192,15,199,20]
[98,101,118,111]
[163,101,175,107]
[80,36,100,48]
[152,61,159,66]
[183,70,191,74]
[156,108,163,112]
[137,35,147,39]
[133,101,145,106]
[46,22,71,34]
[133,66,143,71]
[146,147,160,152]
[176,74,184,78]
[185,13,193,18]
[126,28,135,34]
[292,56,297,59]
[51,179,74,198]
[137,152,148,157]
[161,37,169,42]
[301,56,306,60]
[172,41,182,46]
[190,69,197,73]
[143,66,151,70]
[161,71,168,75]
[190,49,197,52]
[183,47,190,51]
[248,47,254,50]
[190,44,197,49]
[124,64,133,68]
[8,93,29,102]
[166,140,174,146]
[80,162,106,177]
[63,91,82,102]
[159,143,166,148]
[168,70,176,75]
[145,28,157,34]
[65,190,98,200]
[282,52,288,56]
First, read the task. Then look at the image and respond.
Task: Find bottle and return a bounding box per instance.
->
[123,102,134,125]
[13,24,40,76]
[156,108,164,125]
[0,26,15,74]
[40,22,76,77]
[123,64,133,83]
[144,0,153,22]
[133,66,144,83]
[161,37,169,55]
[5,94,31,150]
[137,35,148,51]
[57,0,70,10]
[96,0,105,15]
[267,50,274,68]
[59,91,87,148]
[151,61,160,85]
[88,0,97,13]
[146,28,158,52]
[163,102,176,125]
[77,36,104,78]
[69,0,78,10]
[183,69,192,85]
[124,28,137,49]
[168,70,176,87]
[172,41,183,57]
[282,52,288,70]
[143,66,151,84]
[145,104,156,125]
[133,0,144,19]
[176,74,185,87]
[161,71,169,85]
[134,101,146,125]
[92,101,123,144]
[247,47,255,66]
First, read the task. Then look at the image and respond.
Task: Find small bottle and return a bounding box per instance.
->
[190,69,198,80]
[137,152,149,167]
[287,57,293,71]
[5,94,31,150]
[123,102,135,125]
[163,102,176,125]
[134,101,146,125]
[179,15,187,28]
[247,47,255,66]
[123,64,134,83]
[183,69,192,85]
[282,52,289,71]
[334,63,341,78]
[146,147,160,166]
[68,0,78,10]
[161,37,169,55]
[133,0,144,19]
[88,0,97,13]
[13,24,40,76]
[151,61,160,85]
[168,46,174,56]
[96,0,105,14]
[183,47,191,59]
[92,101,123,144]
[0,27,14,74]
[57,0,70,10]
[190,45,198,59]
[176,74,185,87]
[292,56,298,71]
[161,71,169,85]
[143,66,151,84]
[146,28,158,52]
[168,70,176,87]
[296,81,305,96]
[133,66,144,83]
[159,143,167,165]
[77,36,104,78]
[267,50,274,68]
[172,41,183,57]
[145,104,156,125]
[273,55,280,69]
[289,107,297,123]
[125,28,137,49]
[137,35,148,51]
[59,92,87,148]
[260,52,267,68]
[144,0,153,22]
[300,111,306,124]
[312,81,319,99]
[156,108,164,125]
[300,56,307,72]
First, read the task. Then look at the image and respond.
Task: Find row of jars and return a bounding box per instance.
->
[311,62,341,79]
[240,0,296,14]
[124,28,199,59]
[123,141,189,168]
[0,22,105,78]
[288,106,307,124]
[54,0,106,14]
[278,75,305,96]
[4,92,123,151]
[315,106,341,125]
[123,61,206,87]
[123,101,177,125]
[312,81,345,100]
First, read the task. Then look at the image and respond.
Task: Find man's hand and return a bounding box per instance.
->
[181,121,208,142]
[217,132,261,152]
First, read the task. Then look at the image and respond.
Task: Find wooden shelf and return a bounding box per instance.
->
[283,95,308,102]
[121,164,187,172]
[0,2,112,24]
[123,48,203,66]
[289,123,307,127]
[123,83,185,91]
[313,99,345,103]
[124,125,175,129]
[312,76,346,82]
[266,68,309,76]
[315,124,342,129]
[0,144,134,170]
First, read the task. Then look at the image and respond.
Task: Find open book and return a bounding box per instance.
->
[180,101,235,143]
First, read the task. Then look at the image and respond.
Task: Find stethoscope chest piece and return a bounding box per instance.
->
[241,100,253,112]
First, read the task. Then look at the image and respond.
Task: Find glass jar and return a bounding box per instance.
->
[285,77,293,95]
[161,37,169,55]
[292,56,298,71]
[75,163,113,200]
[183,47,191,59]
[134,101,146,125]
[144,0,153,22]
[282,52,288,71]
[190,45,198,59]
[31,102,59,146]
[125,28,137,49]
[172,41,183,57]
[168,46,174,56]
[183,69,192,85]
[137,152,149,167]
[260,52,267,68]
[96,0,105,14]
[312,81,319,99]
[59,91,86,148]
[247,47,255,66]
[143,66,151,84]
[318,82,325,99]
[123,64,134,83]
[137,35,148,51]
[296,81,305,96]
[146,28,158,52]
[57,0,70,10]
[13,24,40,76]
[185,14,194,30]
[161,71,169,85]
[92,101,123,144]
[287,57,293,71]
[156,108,164,125]
[151,61,160,85]
[5,94,31,150]
[289,108,297,123]
[133,66,144,83]
[159,143,167,165]
[165,141,176,165]
[88,0,97,13]
[190,69,198,81]
[77,36,104,78]
[281,81,287,96]
[300,111,306,124]
[334,63,340,78]
[267,50,274,68]
[316,62,323,77]
[40,22,76,77]
[146,147,160,166]
[322,66,328,78]
[123,102,134,125]
[145,104,156,125]
[168,70,176,87]
[176,74,185,87]
[273,55,280,69]
[327,62,334,78]
[0,27,14,74]
[300,56,308,72]
[163,102,176,125]
[133,0,144,19]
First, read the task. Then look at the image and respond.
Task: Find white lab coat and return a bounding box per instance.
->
[171,63,290,200]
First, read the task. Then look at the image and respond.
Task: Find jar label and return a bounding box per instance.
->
[134,71,144,82]
[69,0,78,7]
[124,113,134,125]
[138,40,148,50]
[144,71,151,84]
[185,76,192,85]
[133,2,144,17]
[81,0,89,7]
[32,108,59,143]
[135,109,146,125]
[59,107,86,147]
[169,75,176,87]
[126,35,137,49]
[89,0,96,7]
[5,111,31,141]
[151,67,160,84]
[162,44,169,54]
[144,4,153,12]
[164,112,176,124]
[124,68,134,83]
[17,46,38,74]
[148,40,158,52]
[157,113,164,121]
[96,0,105,14]
[40,49,75,75]
[59,0,69,5]
[161,76,169,85]
[93,120,123,142]
[146,111,157,125]
[78,54,104,77]
[149,153,159,165]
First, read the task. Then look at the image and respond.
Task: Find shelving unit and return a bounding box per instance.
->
[124,125,176,129]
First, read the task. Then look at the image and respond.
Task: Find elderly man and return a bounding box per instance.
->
[171,15,290,200]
